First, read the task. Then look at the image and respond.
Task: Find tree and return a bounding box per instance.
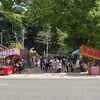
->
[63,0,100,49]
[0,0,100,53]
[50,24,67,54]
[26,0,100,49]
[35,30,47,55]
[25,22,44,50]
[0,11,15,46]
[0,0,27,46]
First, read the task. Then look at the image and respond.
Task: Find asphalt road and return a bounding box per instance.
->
[0,79,100,100]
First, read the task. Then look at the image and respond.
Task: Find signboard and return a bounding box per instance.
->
[0,48,20,58]
[79,45,100,60]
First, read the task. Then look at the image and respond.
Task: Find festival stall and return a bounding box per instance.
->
[79,45,100,75]
[0,48,20,75]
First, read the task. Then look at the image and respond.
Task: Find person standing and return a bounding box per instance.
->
[53,57,57,73]
[49,57,53,73]
[44,57,49,72]
[40,57,43,70]
[57,58,62,73]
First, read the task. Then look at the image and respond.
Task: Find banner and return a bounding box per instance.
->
[20,48,29,58]
[0,48,20,58]
[79,45,100,60]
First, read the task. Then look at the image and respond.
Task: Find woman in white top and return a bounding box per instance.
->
[52,58,57,72]
[57,59,62,73]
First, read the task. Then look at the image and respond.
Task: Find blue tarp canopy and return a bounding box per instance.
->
[72,49,79,55]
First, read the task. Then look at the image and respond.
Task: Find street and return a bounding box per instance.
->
[0,78,100,100]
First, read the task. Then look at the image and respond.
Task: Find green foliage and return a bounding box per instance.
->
[0,0,100,53]
[50,25,67,53]
[35,30,47,55]
[0,11,23,46]
[0,11,15,46]
[7,14,23,32]
[64,0,100,49]
[26,0,100,50]
[1,0,14,11]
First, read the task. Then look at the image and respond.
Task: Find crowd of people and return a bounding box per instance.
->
[29,55,100,73]
[37,56,84,73]
[0,54,100,74]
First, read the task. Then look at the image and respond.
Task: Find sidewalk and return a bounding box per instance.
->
[0,73,100,79]
[0,67,100,79]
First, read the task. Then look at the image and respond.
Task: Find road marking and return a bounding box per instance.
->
[0,84,8,86]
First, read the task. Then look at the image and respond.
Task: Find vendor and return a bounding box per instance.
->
[14,59,23,74]
[6,59,11,66]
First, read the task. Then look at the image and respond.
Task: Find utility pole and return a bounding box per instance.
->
[0,32,2,46]
[22,28,25,47]
[46,31,48,58]
[43,26,49,57]
[46,34,48,57]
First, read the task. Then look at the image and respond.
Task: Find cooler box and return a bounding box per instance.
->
[90,66,100,75]
[2,66,13,75]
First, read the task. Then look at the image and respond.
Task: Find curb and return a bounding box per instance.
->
[0,73,100,79]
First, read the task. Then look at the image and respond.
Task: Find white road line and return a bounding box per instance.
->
[0,84,8,86]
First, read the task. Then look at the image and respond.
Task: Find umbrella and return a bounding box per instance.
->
[72,49,79,55]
